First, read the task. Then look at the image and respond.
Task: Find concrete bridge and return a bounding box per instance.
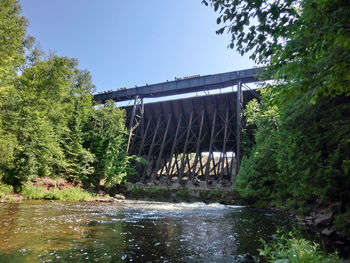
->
[94,68,266,187]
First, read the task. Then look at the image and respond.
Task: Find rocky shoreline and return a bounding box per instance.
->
[266,201,350,260]
[297,203,349,258]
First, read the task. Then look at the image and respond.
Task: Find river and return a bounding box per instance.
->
[0,200,295,263]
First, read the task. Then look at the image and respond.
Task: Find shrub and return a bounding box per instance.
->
[334,211,350,235]
[0,182,13,198]
[21,184,46,199]
[21,183,93,201]
[259,231,340,263]
[43,187,93,201]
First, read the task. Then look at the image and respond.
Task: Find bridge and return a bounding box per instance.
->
[94,68,266,187]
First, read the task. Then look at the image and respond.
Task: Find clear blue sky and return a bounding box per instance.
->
[20,0,255,93]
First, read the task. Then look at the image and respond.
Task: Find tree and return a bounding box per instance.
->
[56,64,96,183]
[0,0,131,190]
[0,0,27,88]
[203,0,350,102]
[0,0,27,184]
[202,0,299,64]
[84,100,131,188]
[205,0,350,208]
[1,55,96,186]
[235,95,280,200]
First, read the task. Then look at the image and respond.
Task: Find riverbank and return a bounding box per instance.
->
[0,178,124,203]
[0,179,243,204]
[247,199,350,259]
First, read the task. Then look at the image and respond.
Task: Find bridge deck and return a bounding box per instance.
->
[94,68,263,103]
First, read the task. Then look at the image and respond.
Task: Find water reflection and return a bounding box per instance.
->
[0,200,293,262]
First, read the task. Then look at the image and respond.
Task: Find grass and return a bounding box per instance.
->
[0,182,13,198]
[259,231,341,263]
[21,184,94,201]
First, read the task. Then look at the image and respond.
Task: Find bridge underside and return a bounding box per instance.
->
[125,90,256,187]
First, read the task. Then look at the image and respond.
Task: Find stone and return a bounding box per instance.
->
[305,219,313,226]
[304,216,314,226]
[114,194,126,200]
[321,226,335,236]
[96,198,113,203]
[314,212,333,227]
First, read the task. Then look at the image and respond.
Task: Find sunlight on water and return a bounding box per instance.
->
[0,200,292,263]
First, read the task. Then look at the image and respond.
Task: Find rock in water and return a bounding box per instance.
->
[321,226,335,236]
[314,212,333,227]
[114,194,126,200]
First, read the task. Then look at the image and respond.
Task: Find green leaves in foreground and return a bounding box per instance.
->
[259,231,340,263]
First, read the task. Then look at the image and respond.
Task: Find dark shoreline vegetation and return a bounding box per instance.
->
[1,0,349,262]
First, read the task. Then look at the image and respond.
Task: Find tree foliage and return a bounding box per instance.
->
[236,94,280,200]
[0,0,27,88]
[205,0,350,209]
[84,101,131,188]
[203,0,299,64]
[204,0,350,102]
[0,0,131,190]
[237,92,350,205]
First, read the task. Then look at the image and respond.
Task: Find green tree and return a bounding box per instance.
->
[205,0,350,208]
[204,0,350,102]
[1,56,95,186]
[0,0,27,88]
[63,69,95,183]
[0,0,27,182]
[275,93,350,202]
[0,0,131,191]
[84,100,131,188]
[236,94,280,200]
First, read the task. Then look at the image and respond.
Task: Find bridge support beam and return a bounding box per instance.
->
[236,81,243,176]
[127,96,144,153]
[124,90,254,187]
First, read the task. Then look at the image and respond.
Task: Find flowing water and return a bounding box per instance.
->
[0,200,295,263]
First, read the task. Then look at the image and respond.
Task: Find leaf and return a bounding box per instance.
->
[216,27,225,34]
